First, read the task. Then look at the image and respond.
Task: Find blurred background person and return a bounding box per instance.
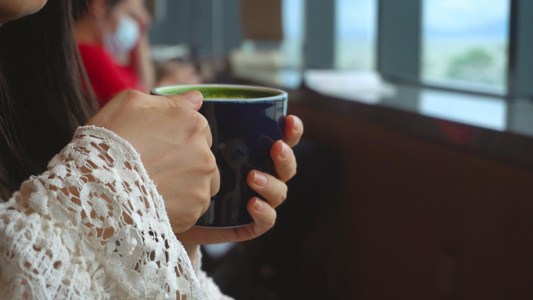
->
[72,0,201,106]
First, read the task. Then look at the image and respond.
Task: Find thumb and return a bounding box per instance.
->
[156,90,203,110]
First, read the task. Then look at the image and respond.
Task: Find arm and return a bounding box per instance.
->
[129,33,155,91]
[188,246,235,300]
[0,126,204,299]
[0,90,223,299]
[128,2,155,91]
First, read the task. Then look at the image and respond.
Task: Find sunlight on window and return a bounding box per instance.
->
[335,0,377,70]
[282,0,305,69]
[420,90,507,131]
[422,0,510,93]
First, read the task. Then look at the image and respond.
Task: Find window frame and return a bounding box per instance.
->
[304,0,336,68]
[507,0,533,99]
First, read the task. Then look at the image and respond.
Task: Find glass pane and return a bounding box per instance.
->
[282,0,305,69]
[422,0,510,93]
[335,0,377,70]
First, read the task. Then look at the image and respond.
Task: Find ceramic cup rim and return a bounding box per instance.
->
[151,84,288,103]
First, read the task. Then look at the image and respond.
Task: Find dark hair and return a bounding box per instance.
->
[0,0,98,198]
[72,0,126,21]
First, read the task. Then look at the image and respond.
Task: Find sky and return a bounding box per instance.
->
[424,0,509,39]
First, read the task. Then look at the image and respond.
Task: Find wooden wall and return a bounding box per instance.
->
[275,102,533,299]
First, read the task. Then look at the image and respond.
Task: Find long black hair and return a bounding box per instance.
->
[0,0,98,198]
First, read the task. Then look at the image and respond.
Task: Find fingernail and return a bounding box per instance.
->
[254,171,268,187]
[280,143,290,160]
[253,198,265,211]
[294,117,303,131]
[181,90,202,105]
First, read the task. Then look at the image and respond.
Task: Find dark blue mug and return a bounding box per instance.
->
[151,84,288,227]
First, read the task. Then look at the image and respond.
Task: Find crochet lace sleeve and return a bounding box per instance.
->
[191,247,234,300]
[0,125,226,299]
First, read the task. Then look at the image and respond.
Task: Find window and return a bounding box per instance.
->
[151,0,533,100]
[335,0,377,70]
[420,90,506,130]
[421,0,510,94]
[282,0,305,69]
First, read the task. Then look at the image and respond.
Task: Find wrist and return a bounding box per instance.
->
[181,243,201,271]
[182,243,200,262]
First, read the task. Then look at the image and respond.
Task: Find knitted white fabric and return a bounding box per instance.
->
[0,126,232,299]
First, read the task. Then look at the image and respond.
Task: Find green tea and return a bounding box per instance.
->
[155,86,280,100]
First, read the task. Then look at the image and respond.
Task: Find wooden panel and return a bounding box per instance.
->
[288,103,533,299]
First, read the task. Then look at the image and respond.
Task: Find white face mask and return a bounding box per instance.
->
[103,16,140,55]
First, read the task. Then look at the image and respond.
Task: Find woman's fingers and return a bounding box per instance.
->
[149,90,203,110]
[237,198,277,240]
[89,89,220,233]
[91,90,204,126]
[176,115,304,247]
[270,140,297,182]
[176,169,288,245]
[247,170,287,208]
[283,115,304,147]
[175,198,277,245]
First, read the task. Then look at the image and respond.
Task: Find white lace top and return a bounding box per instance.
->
[0,126,232,299]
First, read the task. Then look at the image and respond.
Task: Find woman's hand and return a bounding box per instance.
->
[128,0,152,34]
[87,90,220,233]
[175,115,304,250]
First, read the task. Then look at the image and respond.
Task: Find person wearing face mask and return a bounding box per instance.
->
[73,0,159,106]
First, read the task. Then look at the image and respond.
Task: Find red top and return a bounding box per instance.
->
[78,42,143,106]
